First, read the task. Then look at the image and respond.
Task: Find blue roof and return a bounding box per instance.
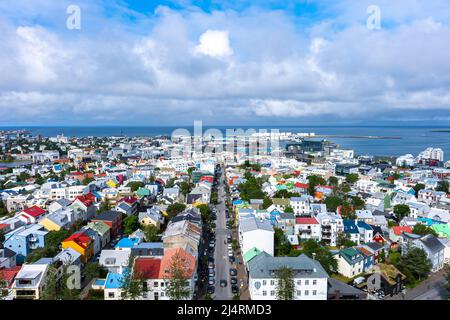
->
[134,242,164,249]
[104,272,125,289]
[91,191,103,199]
[233,199,244,205]
[418,217,445,226]
[94,279,106,286]
[357,221,373,231]
[343,219,359,234]
[115,237,140,249]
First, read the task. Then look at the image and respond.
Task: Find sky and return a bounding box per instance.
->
[1,0,450,126]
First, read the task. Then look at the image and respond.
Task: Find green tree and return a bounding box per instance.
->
[179,181,192,196]
[337,233,357,248]
[436,180,449,193]
[301,239,338,274]
[126,181,145,192]
[82,177,95,185]
[166,203,186,219]
[307,175,326,196]
[41,264,80,300]
[324,196,344,213]
[328,176,339,187]
[0,269,9,300]
[393,204,410,220]
[413,183,426,196]
[284,206,294,213]
[123,215,139,235]
[345,173,359,184]
[262,197,273,210]
[275,266,295,300]
[143,225,159,242]
[120,255,145,300]
[274,228,294,256]
[412,224,438,237]
[351,196,365,210]
[397,247,432,284]
[444,263,450,291]
[165,251,192,300]
[84,262,108,281]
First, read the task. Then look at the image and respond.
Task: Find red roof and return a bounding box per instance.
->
[392,226,412,236]
[118,196,137,205]
[74,192,96,207]
[134,258,162,279]
[0,223,9,230]
[200,176,214,183]
[295,182,309,189]
[317,185,333,189]
[22,206,46,218]
[295,217,318,225]
[62,232,92,249]
[0,266,21,285]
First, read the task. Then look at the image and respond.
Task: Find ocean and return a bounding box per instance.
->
[1,125,450,161]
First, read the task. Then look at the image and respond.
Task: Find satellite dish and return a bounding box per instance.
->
[254,281,261,290]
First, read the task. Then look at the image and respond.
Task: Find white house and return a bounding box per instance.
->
[239,215,274,257]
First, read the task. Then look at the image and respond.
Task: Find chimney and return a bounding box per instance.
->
[312,252,316,260]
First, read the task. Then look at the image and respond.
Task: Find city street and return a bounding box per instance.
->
[213,165,233,300]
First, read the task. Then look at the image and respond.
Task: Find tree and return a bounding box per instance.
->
[179,181,192,196]
[284,206,294,213]
[82,177,95,185]
[165,251,192,300]
[274,228,294,256]
[393,204,410,220]
[301,239,338,274]
[210,191,219,205]
[123,215,139,235]
[0,200,7,217]
[120,255,145,300]
[436,180,449,193]
[444,263,450,291]
[262,197,273,210]
[345,173,359,184]
[412,224,438,237]
[98,198,110,213]
[324,196,344,213]
[126,181,145,192]
[0,229,4,247]
[46,229,71,249]
[307,175,326,196]
[0,269,9,300]
[413,183,426,196]
[165,178,176,188]
[143,225,159,242]
[84,262,108,281]
[337,233,357,248]
[328,176,339,187]
[351,196,365,210]
[275,266,295,300]
[166,203,186,219]
[397,247,432,284]
[41,264,81,300]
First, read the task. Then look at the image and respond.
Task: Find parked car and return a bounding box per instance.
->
[220,280,227,288]
[208,277,215,286]
[228,250,233,257]
[207,286,215,294]
[229,268,237,276]
[231,285,239,294]
[230,277,238,285]
[229,256,235,263]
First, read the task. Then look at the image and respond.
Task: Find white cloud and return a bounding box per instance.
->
[194,29,234,58]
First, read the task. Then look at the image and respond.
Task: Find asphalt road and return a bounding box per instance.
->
[213,166,233,300]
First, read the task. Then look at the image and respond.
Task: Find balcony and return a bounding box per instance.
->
[299,229,311,234]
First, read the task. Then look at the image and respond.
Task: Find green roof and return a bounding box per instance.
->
[87,221,111,235]
[432,224,450,238]
[243,247,262,263]
[136,187,150,196]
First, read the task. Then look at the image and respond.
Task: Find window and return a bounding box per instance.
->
[108,292,115,298]
[313,290,317,296]
[305,280,309,285]
[262,280,267,285]
[161,282,165,287]
[154,281,159,287]
[270,291,275,296]
[313,280,317,285]
[262,291,267,296]
[297,280,301,285]
[297,290,301,296]
[305,290,309,296]
[270,280,275,286]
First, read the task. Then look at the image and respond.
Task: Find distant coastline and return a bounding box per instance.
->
[431,130,450,133]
